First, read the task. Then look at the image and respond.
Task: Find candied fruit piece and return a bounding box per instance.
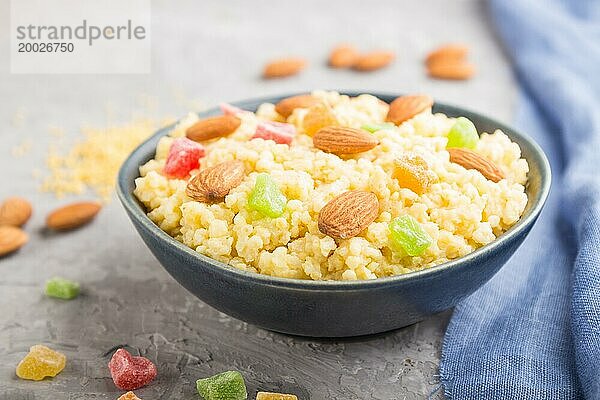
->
[360,122,395,133]
[16,344,66,381]
[163,137,206,179]
[252,121,296,145]
[446,117,479,149]
[389,215,432,256]
[196,370,248,400]
[220,103,247,116]
[109,348,157,391]
[118,392,142,400]
[302,103,338,136]
[392,153,435,195]
[45,277,80,300]
[256,392,298,400]
[248,173,286,218]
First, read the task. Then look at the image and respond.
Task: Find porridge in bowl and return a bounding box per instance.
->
[133,91,528,281]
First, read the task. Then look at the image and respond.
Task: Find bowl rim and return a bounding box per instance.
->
[117,91,551,291]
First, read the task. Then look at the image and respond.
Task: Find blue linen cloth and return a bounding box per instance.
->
[440,1,600,399]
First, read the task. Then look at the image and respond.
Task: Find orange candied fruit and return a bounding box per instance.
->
[392,153,436,195]
[118,392,142,400]
[302,103,339,136]
[256,392,298,400]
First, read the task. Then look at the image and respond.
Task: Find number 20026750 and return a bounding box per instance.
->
[18,42,74,52]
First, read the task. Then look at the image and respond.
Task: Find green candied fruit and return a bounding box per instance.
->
[361,122,395,133]
[446,117,479,149]
[196,370,248,400]
[388,215,432,256]
[247,173,286,218]
[45,277,80,300]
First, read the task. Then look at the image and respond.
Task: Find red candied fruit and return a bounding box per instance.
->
[163,137,205,179]
[252,121,296,145]
[108,348,157,391]
[220,103,247,116]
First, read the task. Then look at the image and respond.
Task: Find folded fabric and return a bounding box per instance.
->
[440,1,600,399]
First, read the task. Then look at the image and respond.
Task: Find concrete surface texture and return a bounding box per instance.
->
[0,0,516,398]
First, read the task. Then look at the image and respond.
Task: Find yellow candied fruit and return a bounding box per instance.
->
[16,345,66,381]
[392,153,436,195]
[118,392,142,400]
[256,392,298,400]
[302,103,338,136]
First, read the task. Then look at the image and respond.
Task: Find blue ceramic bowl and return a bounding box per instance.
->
[117,92,551,337]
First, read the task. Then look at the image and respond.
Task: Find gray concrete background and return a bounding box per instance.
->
[0,0,516,398]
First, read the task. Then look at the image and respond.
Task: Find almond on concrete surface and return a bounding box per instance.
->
[274,94,320,118]
[46,201,102,231]
[427,60,475,80]
[0,197,32,227]
[447,148,505,182]
[313,126,379,155]
[353,50,395,71]
[386,94,434,125]
[328,44,360,68]
[186,160,245,203]
[263,58,307,79]
[0,226,28,257]
[318,191,380,239]
[425,43,469,67]
[186,115,241,142]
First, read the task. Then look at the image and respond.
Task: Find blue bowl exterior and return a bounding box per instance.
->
[117,92,551,337]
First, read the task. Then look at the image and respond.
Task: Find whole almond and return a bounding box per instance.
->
[353,51,395,71]
[46,201,102,231]
[328,44,360,68]
[0,197,32,227]
[428,61,475,80]
[186,160,245,203]
[0,226,28,257]
[318,191,379,239]
[186,115,241,142]
[275,94,320,118]
[447,148,505,182]
[425,44,469,67]
[263,58,307,79]
[386,94,434,125]
[313,126,379,155]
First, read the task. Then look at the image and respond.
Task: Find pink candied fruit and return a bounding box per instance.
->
[220,102,247,116]
[108,348,157,391]
[252,121,296,145]
[163,137,205,179]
